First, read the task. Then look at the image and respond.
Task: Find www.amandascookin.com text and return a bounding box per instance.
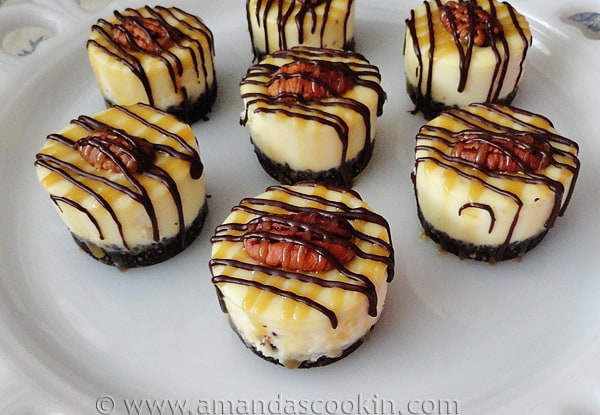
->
[96,393,460,415]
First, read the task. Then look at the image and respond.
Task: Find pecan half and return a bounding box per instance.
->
[440,1,503,47]
[451,131,552,173]
[267,61,354,101]
[243,211,355,272]
[76,130,155,174]
[112,16,174,54]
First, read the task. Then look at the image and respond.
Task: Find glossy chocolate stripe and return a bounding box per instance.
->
[405,2,434,113]
[459,202,496,233]
[485,0,511,102]
[505,4,530,91]
[436,0,473,92]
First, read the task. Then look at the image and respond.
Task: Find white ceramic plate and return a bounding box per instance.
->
[1,0,599,414]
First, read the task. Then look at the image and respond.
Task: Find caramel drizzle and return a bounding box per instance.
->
[240,47,386,188]
[412,103,580,261]
[87,6,216,109]
[404,0,531,114]
[247,0,354,60]
[34,104,204,249]
[209,184,394,329]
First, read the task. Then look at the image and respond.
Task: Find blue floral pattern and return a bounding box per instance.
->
[1,26,53,56]
[0,0,111,57]
[17,34,48,56]
[568,11,600,38]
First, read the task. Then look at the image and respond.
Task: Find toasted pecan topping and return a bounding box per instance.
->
[267,61,354,101]
[451,131,552,173]
[76,130,155,174]
[112,16,175,53]
[243,211,355,272]
[440,1,503,47]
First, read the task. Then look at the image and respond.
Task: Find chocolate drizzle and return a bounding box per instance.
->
[87,6,216,116]
[404,0,531,118]
[412,103,580,261]
[459,203,496,233]
[35,104,204,250]
[209,183,394,329]
[247,0,355,60]
[240,47,386,188]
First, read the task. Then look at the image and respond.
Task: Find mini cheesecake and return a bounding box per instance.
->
[412,103,580,262]
[87,6,217,124]
[246,0,356,61]
[240,46,386,188]
[35,103,208,269]
[209,182,394,368]
[404,0,531,119]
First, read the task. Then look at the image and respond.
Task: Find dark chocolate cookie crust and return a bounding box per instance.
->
[406,81,519,120]
[72,202,208,269]
[251,137,373,188]
[104,82,218,124]
[416,205,548,262]
[167,82,218,124]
